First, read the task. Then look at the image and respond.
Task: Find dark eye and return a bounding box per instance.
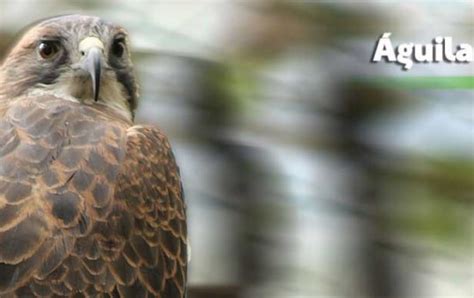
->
[111,38,126,58]
[38,41,60,59]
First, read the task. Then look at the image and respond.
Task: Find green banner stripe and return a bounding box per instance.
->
[369,76,474,89]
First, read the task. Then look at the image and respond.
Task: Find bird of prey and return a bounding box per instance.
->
[0,15,187,297]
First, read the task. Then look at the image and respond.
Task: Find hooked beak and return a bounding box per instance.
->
[79,37,104,102]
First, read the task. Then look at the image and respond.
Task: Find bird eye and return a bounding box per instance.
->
[38,41,60,60]
[111,38,126,58]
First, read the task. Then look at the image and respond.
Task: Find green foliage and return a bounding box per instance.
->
[387,157,474,252]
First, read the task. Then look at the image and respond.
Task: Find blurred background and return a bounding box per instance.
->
[0,1,473,297]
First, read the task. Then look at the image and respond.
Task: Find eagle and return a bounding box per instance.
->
[0,15,187,297]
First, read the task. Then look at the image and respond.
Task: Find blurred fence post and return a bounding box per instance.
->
[186,61,282,298]
[335,81,404,298]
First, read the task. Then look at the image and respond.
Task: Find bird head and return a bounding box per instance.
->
[0,14,139,120]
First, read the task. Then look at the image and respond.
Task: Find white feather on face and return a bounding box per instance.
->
[27,68,133,121]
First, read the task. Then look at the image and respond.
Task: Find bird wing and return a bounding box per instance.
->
[0,96,187,297]
[112,125,188,298]
[0,95,129,296]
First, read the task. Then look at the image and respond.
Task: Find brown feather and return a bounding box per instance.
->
[0,96,187,297]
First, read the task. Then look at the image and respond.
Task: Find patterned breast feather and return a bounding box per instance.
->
[0,96,187,297]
